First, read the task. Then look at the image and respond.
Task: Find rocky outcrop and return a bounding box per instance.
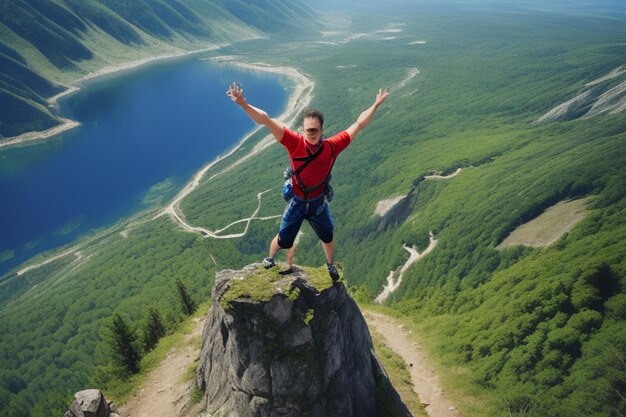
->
[535,86,602,123]
[535,65,626,123]
[64,389,121,417]
[196,264,412,417]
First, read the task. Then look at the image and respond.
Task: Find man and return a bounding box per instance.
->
[226,82,389,281]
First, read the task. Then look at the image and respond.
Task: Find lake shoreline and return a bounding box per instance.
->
[158,55,314,235]
[206,55,314,125]
[0,46,222,150]
[3,54,314,278]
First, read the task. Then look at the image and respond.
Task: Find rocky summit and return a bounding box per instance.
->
[196,264,412,417]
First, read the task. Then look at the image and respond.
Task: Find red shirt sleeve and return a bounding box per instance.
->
[279,127,300,153]
[326,130,352,156]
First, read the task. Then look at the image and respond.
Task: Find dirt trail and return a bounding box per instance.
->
[117,308,456,417]
[117,317,205,417]
[424,168,462,180]
[16,247,81,276]
[364,311,458,417]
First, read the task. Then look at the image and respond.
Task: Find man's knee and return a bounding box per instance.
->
[277,234,295,249]
[319,232,333,244]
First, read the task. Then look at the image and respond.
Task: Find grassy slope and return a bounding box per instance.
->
[0,5,625,417]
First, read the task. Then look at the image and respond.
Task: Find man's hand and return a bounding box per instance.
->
[226,82,246,106]
[346,88,389,141]
[226,81,286,142]
[375,88,389,106]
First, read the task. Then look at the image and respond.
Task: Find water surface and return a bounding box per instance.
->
[0,54,288,276]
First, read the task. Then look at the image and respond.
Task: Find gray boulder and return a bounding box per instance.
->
[64,389,119,417]
[196,264,412,417]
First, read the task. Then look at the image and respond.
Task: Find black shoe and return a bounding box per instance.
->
[327,263,340,282]
[262,257,275,269]
[279,267,295,275]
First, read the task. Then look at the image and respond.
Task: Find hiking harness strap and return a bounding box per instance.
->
[291,141,336,201]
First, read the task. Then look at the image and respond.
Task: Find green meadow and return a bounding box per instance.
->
[1,5,625,417]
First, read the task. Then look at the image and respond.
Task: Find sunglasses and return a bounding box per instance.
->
[305,128,320,134]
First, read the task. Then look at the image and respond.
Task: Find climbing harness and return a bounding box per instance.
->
[282,140,335,202]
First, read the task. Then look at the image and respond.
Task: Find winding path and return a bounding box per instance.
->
[372,168,463,301]
[375,232,438,304]
[16,247,82,276]
[424,168,462,180]
[165,190,281,239]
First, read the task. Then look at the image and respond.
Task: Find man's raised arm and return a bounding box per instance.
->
[346,88,389,141]
[226,82,286,142]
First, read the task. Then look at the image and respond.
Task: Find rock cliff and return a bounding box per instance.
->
[196,264,412,417]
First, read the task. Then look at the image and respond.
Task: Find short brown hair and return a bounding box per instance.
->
[301,108,324,127]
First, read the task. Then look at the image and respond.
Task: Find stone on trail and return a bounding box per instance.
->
[64,389,116,417]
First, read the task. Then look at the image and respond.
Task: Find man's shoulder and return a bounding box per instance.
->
[325,130,351,154]
[281,127,304,147]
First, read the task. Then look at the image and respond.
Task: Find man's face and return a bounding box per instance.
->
[303,117,323,144]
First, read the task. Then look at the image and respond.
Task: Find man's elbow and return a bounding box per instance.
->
[255,112,271,126]
[355,120,368,132]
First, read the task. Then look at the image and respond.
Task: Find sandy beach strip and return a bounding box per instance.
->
[0,118,81,149]
[69,46,222,92]
[207,56,314,127]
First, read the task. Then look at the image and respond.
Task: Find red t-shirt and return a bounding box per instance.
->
[280,127,352,199]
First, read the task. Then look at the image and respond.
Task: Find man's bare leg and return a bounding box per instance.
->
[321,240,334,264]
[287,245,296,269]
[263,235,282,268]
[269,234,282,259]
[322,240,340,282]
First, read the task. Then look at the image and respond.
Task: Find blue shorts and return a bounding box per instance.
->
[277,195,334,248]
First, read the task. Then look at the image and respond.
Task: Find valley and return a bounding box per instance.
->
[1,2,625,417]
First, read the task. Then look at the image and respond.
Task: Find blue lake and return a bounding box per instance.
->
[0,54,288,276]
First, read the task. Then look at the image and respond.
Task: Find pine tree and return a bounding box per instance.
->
[176,279,197,316]
[109,313,141,375]
[142,307,166,352]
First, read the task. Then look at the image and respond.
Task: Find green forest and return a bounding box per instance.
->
[1,2,625,417]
